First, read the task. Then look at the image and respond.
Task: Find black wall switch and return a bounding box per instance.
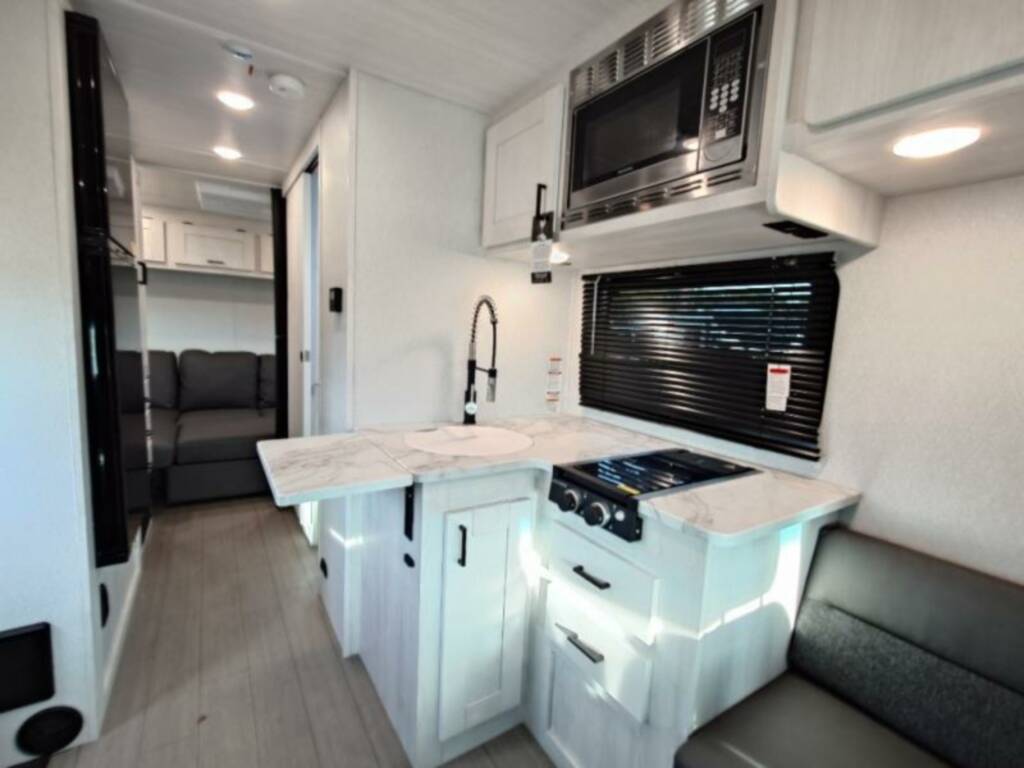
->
[329,287,343,313]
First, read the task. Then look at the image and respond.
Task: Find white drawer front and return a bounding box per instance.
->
[549,522,658,642]
[546,584,652,723]
[179,225,256,271]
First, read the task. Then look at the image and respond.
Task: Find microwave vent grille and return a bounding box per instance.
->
[570,0,746,106]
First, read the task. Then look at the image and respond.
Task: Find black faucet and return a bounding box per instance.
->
[463,296,498,425]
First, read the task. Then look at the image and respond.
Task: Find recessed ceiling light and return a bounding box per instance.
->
[216,90,254,111]
[268,73,306,100]
[549,247,571,265]
[213,145,242,160]
[221,40,254,62]
[892,126,981,159]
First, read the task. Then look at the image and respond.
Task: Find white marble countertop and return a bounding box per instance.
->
[257,415,859,542]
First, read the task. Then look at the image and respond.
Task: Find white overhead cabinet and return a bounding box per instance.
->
[800,0,1024,127]
[176,223,256,272]
[787,0,1024,196]
[141,214,165,263]
[481,85,564,250]
[257,233,275,274]
[139,206,272,279]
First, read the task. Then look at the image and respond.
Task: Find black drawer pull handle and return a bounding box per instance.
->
[572,564,610,590]
[457,524,467,567]
[556,623,604,664]
[206,259,226,265]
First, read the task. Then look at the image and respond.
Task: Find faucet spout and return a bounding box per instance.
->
[464,296,498,424]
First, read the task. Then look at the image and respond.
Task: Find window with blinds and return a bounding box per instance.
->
[579,253,840,460]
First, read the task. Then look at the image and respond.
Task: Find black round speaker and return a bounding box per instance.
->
[15,706,83,756]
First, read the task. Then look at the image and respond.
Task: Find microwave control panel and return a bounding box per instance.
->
[699,13,756,170]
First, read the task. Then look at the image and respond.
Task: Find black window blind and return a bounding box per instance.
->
[579,253,840,460]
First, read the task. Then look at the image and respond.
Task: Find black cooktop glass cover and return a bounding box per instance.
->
[571,449,753,498]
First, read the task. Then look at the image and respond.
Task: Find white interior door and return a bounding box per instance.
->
[286,167,321,545]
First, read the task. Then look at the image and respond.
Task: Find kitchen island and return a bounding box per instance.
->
[257,416,859,768]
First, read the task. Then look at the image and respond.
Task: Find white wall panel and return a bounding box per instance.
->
[144,270,275,354]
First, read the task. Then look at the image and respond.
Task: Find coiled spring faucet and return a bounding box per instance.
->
[464,295,498,424]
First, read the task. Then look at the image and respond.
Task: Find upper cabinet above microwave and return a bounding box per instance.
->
[481,85,564,251]
[787,0,1024,196]
[484,0,883,269]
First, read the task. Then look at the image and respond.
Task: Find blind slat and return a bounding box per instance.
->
[579,253,839,460]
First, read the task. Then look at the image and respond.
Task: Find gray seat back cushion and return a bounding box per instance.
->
[148,350,178,409]
[791,528,1024,768]
[258,354,276,408]
[178,350,258,410]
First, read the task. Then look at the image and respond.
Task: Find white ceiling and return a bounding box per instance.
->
[78,0,671,185]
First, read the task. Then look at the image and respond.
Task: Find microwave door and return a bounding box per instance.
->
[569,39,707,210]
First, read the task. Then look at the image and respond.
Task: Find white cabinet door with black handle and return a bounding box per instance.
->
[437,499,532,741]
[481,85,564,249]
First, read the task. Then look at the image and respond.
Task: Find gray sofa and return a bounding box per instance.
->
[676,527,1024,768]
[149,349,278,504]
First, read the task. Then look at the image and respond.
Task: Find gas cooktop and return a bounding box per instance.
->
[549,449,755,542]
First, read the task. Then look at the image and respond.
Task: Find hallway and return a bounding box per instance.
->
[53,499,551,768]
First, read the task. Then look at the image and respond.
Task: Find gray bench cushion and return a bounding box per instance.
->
[179,350,258,410]
[675,673,946,768]
[149,407,177,469]
[148,350,178,410]
[790,529,1024,767]
[175,408,275,464]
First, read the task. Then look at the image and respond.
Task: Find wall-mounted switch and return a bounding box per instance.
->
[329,287,343,313]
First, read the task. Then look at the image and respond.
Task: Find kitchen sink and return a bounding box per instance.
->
[403,425,533,457]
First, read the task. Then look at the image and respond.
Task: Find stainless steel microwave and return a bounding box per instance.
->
[562,0,773,229]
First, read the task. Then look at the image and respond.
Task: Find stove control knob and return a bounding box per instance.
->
[557,488,581,513]
[584,501,611,527]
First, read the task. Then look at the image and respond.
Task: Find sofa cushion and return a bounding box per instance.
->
[175,408,275,464]
[258,354,276,408]
[116,351,144,413]
[178,350,258,411]
[790,528,1024,768]
[148,350,178,410]
[675,673,945,768]
[149,407,177,469]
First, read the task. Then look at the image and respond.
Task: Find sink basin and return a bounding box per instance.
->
[403,425,534,457]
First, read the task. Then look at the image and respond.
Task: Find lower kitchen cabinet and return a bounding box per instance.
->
[438,499,531,740]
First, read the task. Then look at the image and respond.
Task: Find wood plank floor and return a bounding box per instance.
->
[53,497,552,768]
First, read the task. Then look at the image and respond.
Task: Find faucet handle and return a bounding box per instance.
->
[486,369,497,402]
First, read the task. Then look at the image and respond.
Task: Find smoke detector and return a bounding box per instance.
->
[268,73,306,100]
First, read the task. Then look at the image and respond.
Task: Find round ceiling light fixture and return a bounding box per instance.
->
[216,90,255,111]
[892,126,981,159]
[212,145,242,160]
[268,73,306,100]
[221,40,254,62]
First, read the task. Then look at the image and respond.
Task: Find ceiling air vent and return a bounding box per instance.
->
[195,180,271,221]
[622,34,647,78]
[763,220,830,239]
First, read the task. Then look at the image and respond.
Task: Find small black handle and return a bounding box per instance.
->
[457,524,467,567]
[572,564,610,590]
[567,633,604,664]
[206,259,226,265]
[137,261,148,285]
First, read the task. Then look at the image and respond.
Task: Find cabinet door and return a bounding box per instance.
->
[802,0,1024,127]
[482,85,564,248]
[258,233,275,274]
[438,499,531,740]
[176,224,256,271]
[141,215,166,263]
